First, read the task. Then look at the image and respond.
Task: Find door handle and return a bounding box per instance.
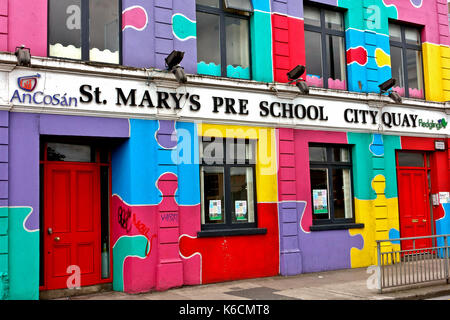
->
[412,219,418,223]
[47,228,53,235]
[54,237,60,242]
[422,219,427,223]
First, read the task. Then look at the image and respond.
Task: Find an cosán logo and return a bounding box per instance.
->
[17,73,40,92]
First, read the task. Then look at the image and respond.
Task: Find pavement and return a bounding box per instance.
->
[55,267,450,301]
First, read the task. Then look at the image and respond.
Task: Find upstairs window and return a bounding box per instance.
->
[48,0,120,64]
[389,23,424,99]
[196,0,252,80]
[304,5,347,90]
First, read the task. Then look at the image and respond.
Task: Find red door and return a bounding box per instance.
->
[43,162,101,290]
[397,154,432,252]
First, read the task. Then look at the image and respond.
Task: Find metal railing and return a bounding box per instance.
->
[376,234,450,293]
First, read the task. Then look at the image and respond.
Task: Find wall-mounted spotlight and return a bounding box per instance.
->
[379,78,402,104]
[287,65,309,95]
[165,50,187,84]
[15,45,31,67]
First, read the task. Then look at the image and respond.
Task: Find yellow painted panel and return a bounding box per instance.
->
[198,123,278,202]
[422,43,444,102]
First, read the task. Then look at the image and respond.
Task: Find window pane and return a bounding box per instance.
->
[226,139,256,164]
[332,147,350,162]
[197,12,221,75]
[389,24,402,42]
[224,0,253,12]
[89,0,119,64]
[405,27,420,46]
[201,166,225,224]
[202,137,224,164]
[225,16,250,79]
[304,6,321,27]
[230,167,255,223]
[326,35,347,90]
[311,169,329,219]
[390,46,405,96]
[332,169,353,219]
[305,31,323,87]
[406,49,424,99]
[196,0,219,7]
[49,0,82,59]
[309,146,327,162]
[398,152,424,167]
[47,143,92,162]
[324,10,344,31]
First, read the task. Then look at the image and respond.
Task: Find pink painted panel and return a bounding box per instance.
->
[0,0,7,16]
[8,0,47,56]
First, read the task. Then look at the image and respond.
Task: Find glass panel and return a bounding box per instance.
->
[49,0,82,59]
[197,12,221,72]
[230,167,255,223]
[225,16,250,78]
[202,137,224,164]
[406,49,424,99]
[89,0,119,64]
[305,31,323,87]
[326,35,347,90]
[332,168,353,219]
[389,24,402,42]
[332,147,350,162]
[224,0,253,12]
[304,6,321,27]
[311,168,329,219]
[47,143,92,162]
[405,27,420,45]
[309,146,327,162]
[325,10,344,31]
[201,166,225,224]
[390,46,405,96]
[100,166,110,279]
[226,139,255,164]
[196,0,219,7]
[397,152,424,167]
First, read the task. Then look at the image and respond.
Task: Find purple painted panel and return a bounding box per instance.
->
[0,145,7,162]
[0,200,7,207]
[173,0,197,74]
[0,128,7,145]
[0,181,7,199]
[39,114,129,138]
[122,0,155,68]
[0,163,7,180]
[271,0,303,18]
[0,111,8,127]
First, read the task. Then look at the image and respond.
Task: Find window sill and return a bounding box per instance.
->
[309,223,364,232]
[197,228,267,238]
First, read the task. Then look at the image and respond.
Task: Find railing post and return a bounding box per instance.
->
[445,236,449,284]
[377,241,382,293]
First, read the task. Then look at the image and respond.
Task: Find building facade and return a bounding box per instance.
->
[0,0,449,300]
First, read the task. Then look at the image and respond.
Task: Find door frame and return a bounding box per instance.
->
[39,141,113,291]
[395,150,435,250]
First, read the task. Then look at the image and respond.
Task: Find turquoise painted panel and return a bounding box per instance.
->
[0,236,6,254]
[0,217,7,235]
[172,13,196,41]
[250,10,272,83]
[251,0,270,13]
[197,62,221,76]
[227,65,251,80]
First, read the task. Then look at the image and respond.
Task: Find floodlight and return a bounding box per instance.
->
[388,91,402,104]
[287,65,306,81]
[379,78,396,92]
[15,45,31,67]
[296,81,309,95]
[165,50,185,70]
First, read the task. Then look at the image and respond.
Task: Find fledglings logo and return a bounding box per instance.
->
[418,118,448,131]
[17,73,40,92]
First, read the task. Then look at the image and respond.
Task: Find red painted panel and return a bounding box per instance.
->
[179,203,279,284]
[44,163,101,290]
[272,14,305,83]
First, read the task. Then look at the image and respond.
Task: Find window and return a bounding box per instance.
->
[309,144,360,230]
[196,0,252,79]
[304,5,347,90]
[389,23,424,99]
[48,0,120,64]
[200,137,259,233]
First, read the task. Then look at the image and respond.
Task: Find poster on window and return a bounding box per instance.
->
[313,189,328,214]
[235,201,247,221]
[209,200,222,220]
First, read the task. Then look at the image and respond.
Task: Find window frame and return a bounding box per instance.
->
[199,137,259,233]
[303,3,348,90]
[309,143,359,229]
[196,0,252,79]
[389,22,425,99]
[47,0,122,65]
